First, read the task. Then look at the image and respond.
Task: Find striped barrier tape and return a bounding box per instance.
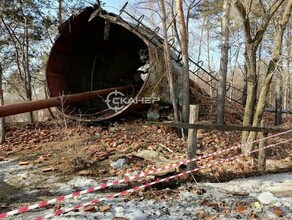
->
[0,129,291,219]
[38,137,292,219]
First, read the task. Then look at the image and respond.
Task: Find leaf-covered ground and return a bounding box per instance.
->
[0,99,291,219]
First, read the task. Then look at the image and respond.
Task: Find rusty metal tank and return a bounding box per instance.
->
[0,3,183,121]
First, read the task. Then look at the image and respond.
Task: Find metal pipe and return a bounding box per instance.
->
[0,85,137,117]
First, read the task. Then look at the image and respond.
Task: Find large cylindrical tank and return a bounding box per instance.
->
[0,4,184,121]
[46,4,183,121]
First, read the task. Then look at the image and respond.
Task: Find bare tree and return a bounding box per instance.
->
[233,0,285,152]
[176,0,190,124]
[246,0,292,152]
[20,0,34,124]
[158,0,179,124]
[216,0,231,125]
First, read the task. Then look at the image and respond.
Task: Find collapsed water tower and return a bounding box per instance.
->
[46,3,184,121]
[0,3,184,121]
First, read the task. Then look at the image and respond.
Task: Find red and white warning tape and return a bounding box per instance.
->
[0,129,291,219]
[37,137,292,219]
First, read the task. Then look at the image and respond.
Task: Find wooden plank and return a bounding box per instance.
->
[146,121,291,133]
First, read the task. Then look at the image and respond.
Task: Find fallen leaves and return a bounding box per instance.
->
[34,156,46,163]
[235,205,246,213]
[83,205,96,212]
[92,151,111,162]
[18,161,29,166]
[204,214,218,220]
[98,204,111,212]
[78,170,93,176]
[273,207,283,217]
[42,167,57,173]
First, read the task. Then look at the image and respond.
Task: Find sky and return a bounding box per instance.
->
[102,0,135,13]
[100,0,224,70]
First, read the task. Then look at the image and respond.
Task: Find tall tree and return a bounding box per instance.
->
[216,0,231,125]
[0,0,59,122]
[158,0,179,124]
[176,0,190,124]
[233,0,285,152]
[20,0,34,123]
[245,0,292,153]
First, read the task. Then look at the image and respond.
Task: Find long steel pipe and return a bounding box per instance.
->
[0,85,136,117]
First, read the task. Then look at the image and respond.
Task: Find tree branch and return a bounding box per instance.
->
[233,0,252,43]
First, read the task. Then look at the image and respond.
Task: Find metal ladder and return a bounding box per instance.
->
[118,2,244,105]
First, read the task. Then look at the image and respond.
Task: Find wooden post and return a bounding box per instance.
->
[258,120,267,173]
[187,105,199,171]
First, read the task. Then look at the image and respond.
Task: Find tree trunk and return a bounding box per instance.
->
[275,67,283,125]
[233,0,285,153]
[0,63,5,143]
[19,0,34,124]
[176,0,190,124]
[284,25,291,110]
[196,19,206,82]
[58,0,62,26]
[241,47,258,151]
[216,0,231,125]
[24,16,34,124]
[158,0,179,124]
[206,27,213,98]
[241,62,248,106]
[24,18,34,124]
[245,0,292,152]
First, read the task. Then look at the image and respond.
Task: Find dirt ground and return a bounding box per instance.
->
[0,112,291,210]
